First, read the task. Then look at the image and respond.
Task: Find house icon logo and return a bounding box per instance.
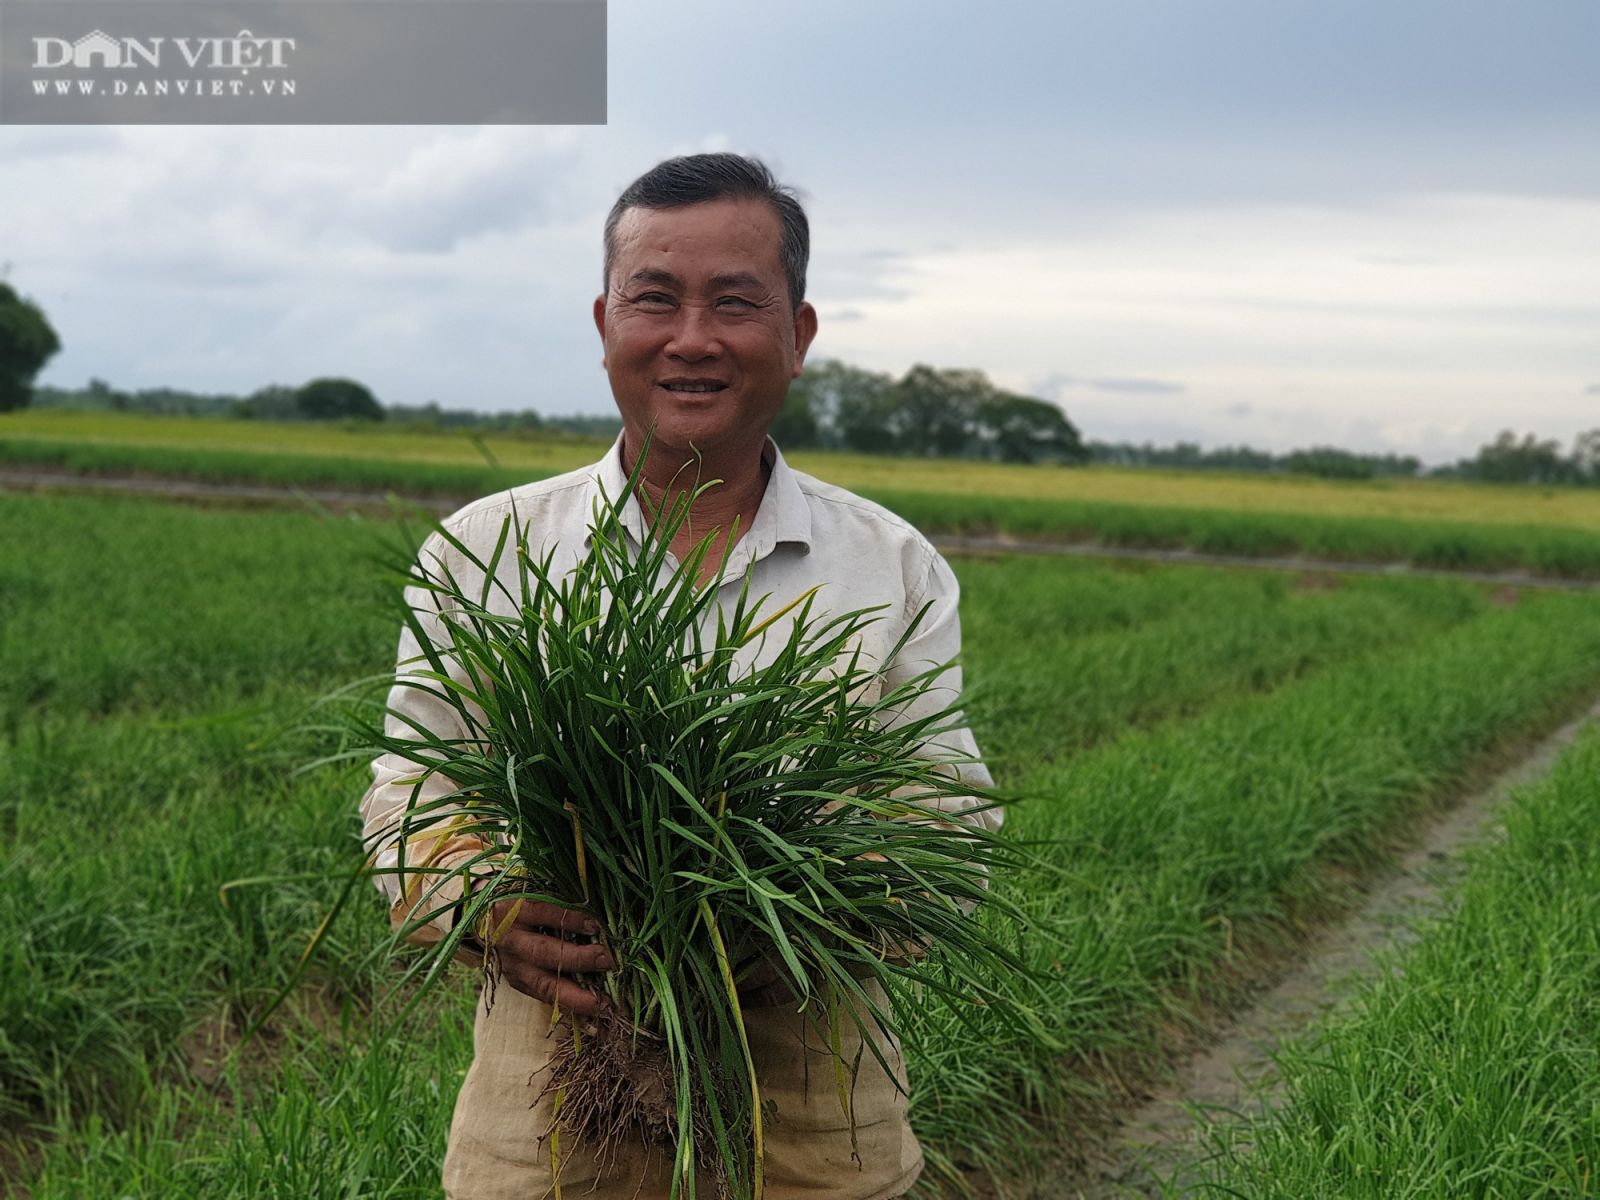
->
[71,30,122,68]
[31,27,297,72]
[31,29,142,70]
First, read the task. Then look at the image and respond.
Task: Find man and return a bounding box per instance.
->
[361,153,996,1199]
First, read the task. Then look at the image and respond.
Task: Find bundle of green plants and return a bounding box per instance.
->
[353,456,1037,1199]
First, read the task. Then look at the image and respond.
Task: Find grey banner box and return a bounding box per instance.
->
[0,0,606,124]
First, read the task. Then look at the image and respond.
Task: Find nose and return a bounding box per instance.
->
[664,302,721,361]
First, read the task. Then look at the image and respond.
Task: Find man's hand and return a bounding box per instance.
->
[470,884,616,1017]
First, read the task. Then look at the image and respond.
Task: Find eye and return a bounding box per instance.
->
[632,292,675,309]
[716,296,756,310]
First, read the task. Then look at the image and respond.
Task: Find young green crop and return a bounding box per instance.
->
[1195,728,1600,1198]
[352,462,1038,1198]
[9,489,1600,1199]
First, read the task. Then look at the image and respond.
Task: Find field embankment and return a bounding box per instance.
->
[7,411,1600,578]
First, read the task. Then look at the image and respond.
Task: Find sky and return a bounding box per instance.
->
[4,0,1598,465]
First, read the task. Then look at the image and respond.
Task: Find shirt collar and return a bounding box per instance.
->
[584,433,813,567]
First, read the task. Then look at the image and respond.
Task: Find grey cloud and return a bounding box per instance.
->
[1355,254,1444,267]
[824,308,867,323]
[1585,383,1600,395]
[0,126,121,160]
[1030,373,1078,401]
[1032,373,1186,397]
[1089,377,1186,395]
[809,247,918,307]
[1224,402,1254,417]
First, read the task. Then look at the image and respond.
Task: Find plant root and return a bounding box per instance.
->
[540,1015,748,1199]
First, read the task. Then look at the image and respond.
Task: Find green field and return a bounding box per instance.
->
[1196,730,1600,1199]
[7,411,1600,578]
[3,479,1599,1197]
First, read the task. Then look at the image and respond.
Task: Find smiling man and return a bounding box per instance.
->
[361,153,997,1199]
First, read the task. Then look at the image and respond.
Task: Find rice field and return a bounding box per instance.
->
[3,483,1599,1197]
[7,412,1600,580]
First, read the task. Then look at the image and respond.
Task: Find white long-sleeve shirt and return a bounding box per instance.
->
[360,435,997,942]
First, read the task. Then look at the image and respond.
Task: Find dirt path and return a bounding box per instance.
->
[1038,699,1600,1200]
[4,467,1597,592]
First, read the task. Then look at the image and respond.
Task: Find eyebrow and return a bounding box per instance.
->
[624,268,768,292]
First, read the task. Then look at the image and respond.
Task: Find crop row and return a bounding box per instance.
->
[1196,728,1600,1198]
[902,591,1600,1184]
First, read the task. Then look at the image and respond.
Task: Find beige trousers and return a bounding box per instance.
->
[442,981,923,1200]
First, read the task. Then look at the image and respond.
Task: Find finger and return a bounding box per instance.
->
[506,900,602,937]
[499,928,616,974]
[501,961,608,1017]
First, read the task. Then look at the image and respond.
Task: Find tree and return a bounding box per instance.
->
[1284,446,1375,480]
[790,359,895,453]
[974,391,1088,464]
[1571,429,1600,484]
[1470,430,1571,484]
[294,376,383,421]
[769,387,819,448]
[234,384,299,420]
[0,281,62,412]
[886,365,987,457]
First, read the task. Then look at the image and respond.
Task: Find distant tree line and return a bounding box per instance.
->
[31,379,623,440]
[772,359,1088,464]
[1435,429,1600,486]
[1088,440,1423,480]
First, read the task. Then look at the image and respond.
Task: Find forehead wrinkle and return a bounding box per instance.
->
[707,271,768,292]
[622,267,775,295]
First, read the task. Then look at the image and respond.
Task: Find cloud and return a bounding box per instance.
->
[1030,373,1185,396]
[1031,373,1078,400]
[1586,383,1600,395]
[1224,402,1254,417]
[1086,377,1186,395]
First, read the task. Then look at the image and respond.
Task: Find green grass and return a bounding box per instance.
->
[1193,729,1600,1199]
[0,435,544,499]
[957,559,1486,766]
[4,491,1600,1197]
[899,592,1600,1184]
[879,489,1600,579]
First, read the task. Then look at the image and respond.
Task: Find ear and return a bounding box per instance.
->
[592,294,608,366]
[790,301,819,377]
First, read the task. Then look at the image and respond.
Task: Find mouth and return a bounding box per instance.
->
[657,379,730,395]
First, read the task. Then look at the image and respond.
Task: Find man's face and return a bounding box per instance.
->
[594,198,818,464]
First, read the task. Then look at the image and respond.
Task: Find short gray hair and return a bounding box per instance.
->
[603,153,809,311]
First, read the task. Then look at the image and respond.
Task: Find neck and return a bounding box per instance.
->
[620,433,771,578]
